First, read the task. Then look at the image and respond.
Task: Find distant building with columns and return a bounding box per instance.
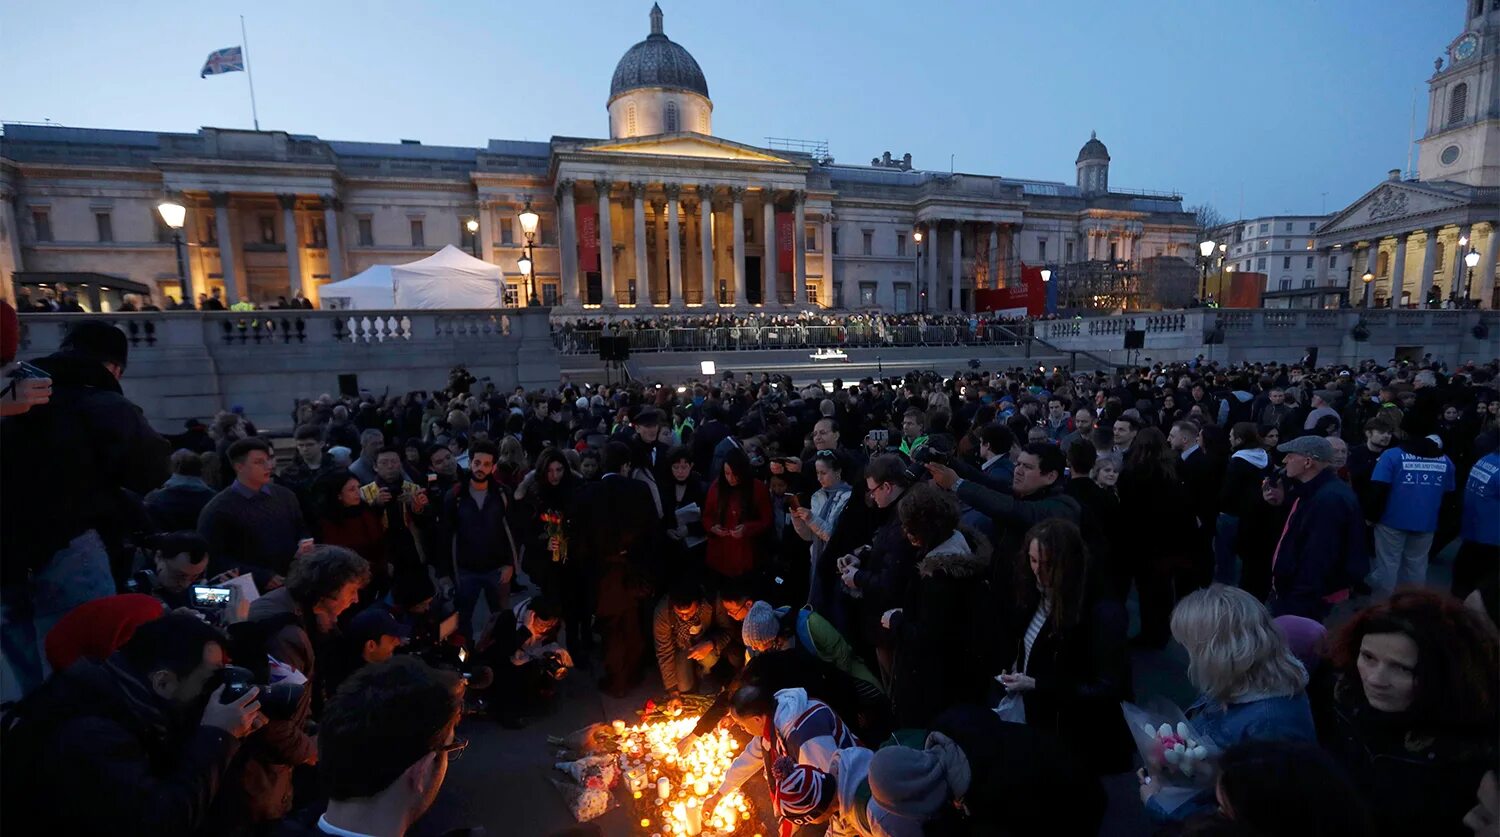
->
[0,4,1195,313]
[1316,0,1500,309]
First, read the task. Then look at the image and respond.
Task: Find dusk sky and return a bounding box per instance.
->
[2,0,1458,220]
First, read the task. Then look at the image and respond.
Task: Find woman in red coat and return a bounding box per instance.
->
[703,447,771,579]
[312,468,390,600]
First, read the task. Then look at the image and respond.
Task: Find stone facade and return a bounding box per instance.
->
[0,5,1195,314]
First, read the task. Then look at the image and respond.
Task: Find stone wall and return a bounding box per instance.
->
[15,308,558,433]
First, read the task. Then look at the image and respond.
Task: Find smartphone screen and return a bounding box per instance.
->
[191,585,231,606]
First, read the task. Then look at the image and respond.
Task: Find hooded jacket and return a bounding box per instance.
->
[890,528,997,727]
[1,353,171,580]
[1219,448,1271,518]
[716,688,859,809]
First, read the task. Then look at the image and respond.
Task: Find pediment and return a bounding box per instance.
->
[578,133,793,164]
[1319,182,1470,235]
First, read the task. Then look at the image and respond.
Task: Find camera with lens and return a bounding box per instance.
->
[903,443,953,482]
[124,568,159,596]
[539,651,570,680]
[209,665,304,720]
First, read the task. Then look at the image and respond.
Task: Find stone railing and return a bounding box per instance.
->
[15,308,556,432]
[1035,308,1499,364]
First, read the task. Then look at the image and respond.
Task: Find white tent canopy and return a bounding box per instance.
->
[320,246,504,310]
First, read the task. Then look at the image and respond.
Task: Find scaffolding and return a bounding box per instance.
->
[765,137,832,163]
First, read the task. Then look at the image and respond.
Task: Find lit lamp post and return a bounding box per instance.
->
[1361,268,1374,308]
[156,200,189,305]
[465,218,480,258]
[1198,239,1216,303]
[517,198,540,307]
[913,228,924,313]
[1463,246,1481,306]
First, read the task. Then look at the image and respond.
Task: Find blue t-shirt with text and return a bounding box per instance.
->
[1461,453,1500,546]
[1372,447,1455,533]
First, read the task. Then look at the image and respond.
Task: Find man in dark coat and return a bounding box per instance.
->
[1266,436,1367,619]
[572,441,659,697]
[1,321,172,698]
[2,614,263,835]
[1170,419,1218,589]
[144,449,219,533]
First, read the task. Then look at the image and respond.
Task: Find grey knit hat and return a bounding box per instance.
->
[867,732,971,819]
[741,601,781,650]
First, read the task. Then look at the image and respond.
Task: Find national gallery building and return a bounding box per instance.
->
[0,4,1197,313]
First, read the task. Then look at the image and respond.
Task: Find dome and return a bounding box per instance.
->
[609,4,709,102]
[1076,131,1110,164]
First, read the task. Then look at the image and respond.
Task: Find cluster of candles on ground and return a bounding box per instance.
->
[612,716,760,837]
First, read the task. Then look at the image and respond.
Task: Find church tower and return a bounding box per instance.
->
[1415,0,1500,186]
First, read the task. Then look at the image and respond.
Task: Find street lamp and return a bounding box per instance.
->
[1040,268,1052,283]
[1463,246,1481,305]
[156,200,189,305]
[465,218,480,258]
[913,227,924,313]
[1198,239,1216,302]
[516,198,541,307]
[1361,268,1375,308]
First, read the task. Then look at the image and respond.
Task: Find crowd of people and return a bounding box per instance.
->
[551,310,1042,352]
[1,299,1498,836]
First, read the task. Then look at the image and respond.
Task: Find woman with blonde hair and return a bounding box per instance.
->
[1139,583,1315,822]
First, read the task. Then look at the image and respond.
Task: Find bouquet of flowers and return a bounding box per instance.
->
[550,754,620,822]
[1121,699,1220,815]
[541,511,568,564]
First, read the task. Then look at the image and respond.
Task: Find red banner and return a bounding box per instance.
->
[776,211,794,273]
[577,203,599,272]
[1223,272,1264,309]
[973,263,1046,316]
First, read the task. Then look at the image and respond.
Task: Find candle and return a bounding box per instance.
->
[613,719,627,734]
[684,799,703,836]
[693,778,709,797]
[657,777,671,801]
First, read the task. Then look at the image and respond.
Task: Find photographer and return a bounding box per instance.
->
[2,614,264,836]
[124,531,212,610]
[838,454,919,682]
[482,594,571,727]
[232,545,371,825]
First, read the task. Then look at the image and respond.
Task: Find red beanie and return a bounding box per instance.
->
[45,594,166,673]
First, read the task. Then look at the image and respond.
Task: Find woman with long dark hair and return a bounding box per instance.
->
[703,446,771,579]
[311,468,389,601]
[519,448,579,598]
[662,445,709,576]
[1118,426,1194,647]
[997,518,1132,774]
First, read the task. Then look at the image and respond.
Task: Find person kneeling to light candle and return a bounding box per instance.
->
[702,682,861,831]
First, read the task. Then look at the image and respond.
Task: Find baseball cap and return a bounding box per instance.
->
[347,608,412,645]
[1277,435,1334,462]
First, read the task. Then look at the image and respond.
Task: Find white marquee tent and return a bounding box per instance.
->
[320,245,505,310]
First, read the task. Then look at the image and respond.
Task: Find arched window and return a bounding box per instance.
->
[627,104,637,135]
[664,101,678,133]
[1436,241,1446,271]
[1449,82,1468,124]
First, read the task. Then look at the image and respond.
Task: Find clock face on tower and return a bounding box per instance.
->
[1454,33,1478,61]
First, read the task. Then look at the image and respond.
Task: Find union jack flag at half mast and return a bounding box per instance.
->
[200,46,245,78]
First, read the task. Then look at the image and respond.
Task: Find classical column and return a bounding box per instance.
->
[950,221,962,311]
[697,185,716,306]
[665,185,683,308]
[1477,223,1498,308]
[556,179,577,306]
[650,200,667,303]
[631,182,648,306]
[595,179,617,308]
[762,189,777,305]
[793,191,807,305]
[822,214,835,308]
[279,195,304,300]
[731,187,747,306]
[987,224,999,289]
[1386,235,1408,309]
[322,197,345,282]
[1416,228,1438,307]
[210,192,239,305]
[925,222,939,309]
[1315,247,1330,287]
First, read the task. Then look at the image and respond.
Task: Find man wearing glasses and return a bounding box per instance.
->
[316,656,466,837]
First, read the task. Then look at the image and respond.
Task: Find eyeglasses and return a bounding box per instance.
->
[436,736,469,762]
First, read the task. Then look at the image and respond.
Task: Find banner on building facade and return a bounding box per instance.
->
[973,263,1046,316]
[577,204,599,272]
[776,212,794,273]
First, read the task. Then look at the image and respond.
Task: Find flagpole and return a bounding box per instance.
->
[240,15,261,131]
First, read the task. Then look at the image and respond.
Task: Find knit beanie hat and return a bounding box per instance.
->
[44,593,165,673]
[867,732,972,819]
[772,756,835,825]
[60,320,129,368]
[741,601,781,650]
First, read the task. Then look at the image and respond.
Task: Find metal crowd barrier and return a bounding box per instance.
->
[552,321,1034,353]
